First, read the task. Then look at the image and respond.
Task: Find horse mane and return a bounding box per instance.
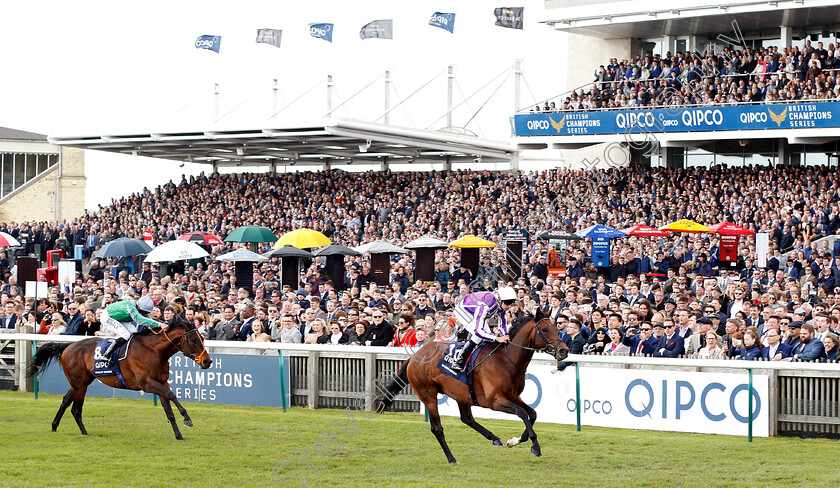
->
[508,313,533,340]
[136,315,190,335]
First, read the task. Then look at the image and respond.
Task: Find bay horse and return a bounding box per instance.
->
[27,315,212,440]
[376,307,569,463]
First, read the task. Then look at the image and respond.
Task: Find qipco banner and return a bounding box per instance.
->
[434,364,769,437]
[514,102,840,136]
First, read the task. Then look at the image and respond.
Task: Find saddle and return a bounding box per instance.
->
[92,338,132,387]
[437,342,486,405]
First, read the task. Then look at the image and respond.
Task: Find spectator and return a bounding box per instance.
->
[793,323,826,361]
[604,328,629,355]
[697,331,725,359]
[303,318,329,344]
[653,319,685,358]
[277,313,303,344]
[737,328,762,360]
[247,320,272,343]
[822,332,839,361]
[761,327,792,360]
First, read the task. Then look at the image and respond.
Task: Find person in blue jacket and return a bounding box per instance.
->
[653,319,685,358]
[737,329,762,360]
[793,324,826,361]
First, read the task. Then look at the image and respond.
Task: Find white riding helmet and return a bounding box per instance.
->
[137,296,155,313]
[496,286,517,302]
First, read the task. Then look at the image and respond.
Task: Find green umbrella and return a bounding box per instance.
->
[223,226,278,243]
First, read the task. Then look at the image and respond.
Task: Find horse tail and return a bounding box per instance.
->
[375,357,411,411]
[27,342,71,378]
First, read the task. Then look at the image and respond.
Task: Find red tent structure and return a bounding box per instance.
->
[620,224,670,237]
[707,222,756,236]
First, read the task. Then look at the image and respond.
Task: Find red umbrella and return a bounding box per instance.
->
[707,222,756,236]
[0,232,20,247]
[178,231,223,246]
[620,224,670,238]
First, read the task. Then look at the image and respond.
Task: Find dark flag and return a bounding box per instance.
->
[195,35,221,53]
[309,23,334,42]
[359,19,393,40]
[256,28,282,48]
[494,7,524,29]
[428,12,456,33]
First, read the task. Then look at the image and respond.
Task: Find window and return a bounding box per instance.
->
[0,152,60,198]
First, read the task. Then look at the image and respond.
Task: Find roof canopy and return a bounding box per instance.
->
[48,119,512,168]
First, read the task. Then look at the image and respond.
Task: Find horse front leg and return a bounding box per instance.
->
[141,379,192,429]
[497,399,540,457]
[158,396,184,440]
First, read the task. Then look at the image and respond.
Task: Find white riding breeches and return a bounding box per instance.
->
[99,309,136,340]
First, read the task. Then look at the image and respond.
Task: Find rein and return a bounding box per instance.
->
[503,317,560,372]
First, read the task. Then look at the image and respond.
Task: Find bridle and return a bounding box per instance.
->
[507,317,564,357]
[152,324,209,364]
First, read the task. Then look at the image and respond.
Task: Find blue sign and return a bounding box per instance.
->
[592,237,610,268]
[38,353,290,408]
[514,102,840,136]
[195,35,221,53]
[309,23,334,42]
[429,12,456,33]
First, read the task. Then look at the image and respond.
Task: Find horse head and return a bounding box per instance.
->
[167,316,213,369]
[527,307,569,362]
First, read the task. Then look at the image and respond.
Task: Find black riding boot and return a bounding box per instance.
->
[452,341,477,372]
[104,337,127,364]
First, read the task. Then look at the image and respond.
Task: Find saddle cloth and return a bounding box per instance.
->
[437,342,485,383]
[92,338,131,387]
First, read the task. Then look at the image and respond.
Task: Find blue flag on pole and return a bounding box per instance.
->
[309,23,334,42]
[428,12,456,33]
[195,35,221,53]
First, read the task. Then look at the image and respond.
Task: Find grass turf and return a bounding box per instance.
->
[2,390,835,488]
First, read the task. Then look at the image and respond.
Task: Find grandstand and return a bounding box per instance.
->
[520,0,840,168]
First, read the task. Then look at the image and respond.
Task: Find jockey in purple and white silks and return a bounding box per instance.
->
[450,286,518,372]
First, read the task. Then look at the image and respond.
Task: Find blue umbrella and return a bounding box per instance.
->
[574,224,627,239]
[94,237,153,258]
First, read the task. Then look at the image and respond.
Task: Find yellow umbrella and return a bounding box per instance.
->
[659,219,711,233]
[274,229,332,249]
[449,234,496,248]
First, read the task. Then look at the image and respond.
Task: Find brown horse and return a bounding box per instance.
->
[376,307,569,463]
[27,315,212,440]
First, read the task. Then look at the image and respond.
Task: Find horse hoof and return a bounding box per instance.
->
[448,459,458,464]
[531,446,542,457]
[506,437,521,448]
[492,439,504,447]
[176,435,185,441]
[184,419,193,427]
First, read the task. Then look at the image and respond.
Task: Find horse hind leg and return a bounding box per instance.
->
[423,394,458,463]
[51,389,75,432]
[457,403,503,447]
[70,384,91,436]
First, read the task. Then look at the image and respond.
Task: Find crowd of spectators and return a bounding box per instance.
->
[532,40,840,112]
[0,163,838,361]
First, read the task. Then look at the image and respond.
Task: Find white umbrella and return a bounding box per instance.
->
[354,240,407,254]
[144,240,209,263]
[217,248,269,262]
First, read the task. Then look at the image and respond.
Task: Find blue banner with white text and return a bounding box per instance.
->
[513,102,840,136]
[38,353,290,408]
[592,237,610,268]
[429,12,456,33]
[195,35,221,53]
[309,23,334,42]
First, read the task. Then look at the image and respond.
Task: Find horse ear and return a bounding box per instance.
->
[534,306,545,321]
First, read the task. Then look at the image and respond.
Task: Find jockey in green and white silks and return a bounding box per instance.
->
[99,296,162,363]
